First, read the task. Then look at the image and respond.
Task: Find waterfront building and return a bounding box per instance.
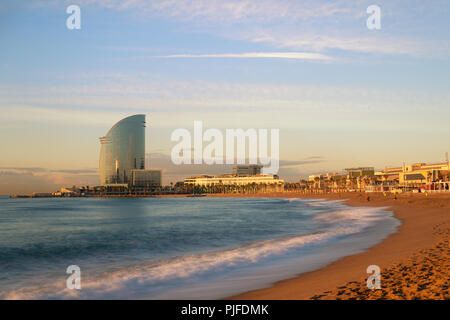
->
[308,172,343,182]
[99,115,146,186]
[375,166,403,180]
[184,174,284,189]
[131,169,161,187]
[369,162,450,192]
[399,162,450,189]
[308,174,324,182]
[53,187,81,196]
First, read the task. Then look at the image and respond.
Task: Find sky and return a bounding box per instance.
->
[0,0,449,194]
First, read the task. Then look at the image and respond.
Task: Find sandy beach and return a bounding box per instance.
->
[204,192,450,300]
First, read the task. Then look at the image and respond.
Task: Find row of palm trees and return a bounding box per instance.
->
[78,182,285,196]
[78,176,377,196]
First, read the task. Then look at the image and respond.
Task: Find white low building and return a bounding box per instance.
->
[184,174,284,187]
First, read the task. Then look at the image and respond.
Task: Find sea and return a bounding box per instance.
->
[0,196,400,299]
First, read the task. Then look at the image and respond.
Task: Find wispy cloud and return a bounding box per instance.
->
[279,159,325,167]
[68,0,450,58]
[245,31,432,57]
[76,0,353,22]
[159,52,332,60]
[0,167,97,175]
[51,169,97,174]
[0,167,99,194]
[0,167,47,173]
[1,80,448,118]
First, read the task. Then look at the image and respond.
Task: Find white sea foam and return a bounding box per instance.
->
[1,200,394,300]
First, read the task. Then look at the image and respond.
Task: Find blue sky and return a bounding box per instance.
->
[0,0,449,193]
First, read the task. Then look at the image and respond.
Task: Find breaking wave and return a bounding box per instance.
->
[2,200,394,299]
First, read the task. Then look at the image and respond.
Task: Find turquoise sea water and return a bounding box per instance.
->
[0,196,399,299]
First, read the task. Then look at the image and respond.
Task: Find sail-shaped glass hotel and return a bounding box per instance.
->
[99,114,146,185]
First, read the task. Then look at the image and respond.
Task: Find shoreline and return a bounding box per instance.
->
[205,192,450,299]
[5,192,449,299]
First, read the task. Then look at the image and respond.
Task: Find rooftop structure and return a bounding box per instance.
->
[375,167,403,176]
[344,167,375,177]
[232,165,263,176]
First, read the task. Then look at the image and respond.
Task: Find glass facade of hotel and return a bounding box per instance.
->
[99,115,146,185]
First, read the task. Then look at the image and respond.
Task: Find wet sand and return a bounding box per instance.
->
[205,192,450,300]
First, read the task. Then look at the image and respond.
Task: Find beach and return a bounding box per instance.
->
[211,192,450,300]
[1,192,448,300]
